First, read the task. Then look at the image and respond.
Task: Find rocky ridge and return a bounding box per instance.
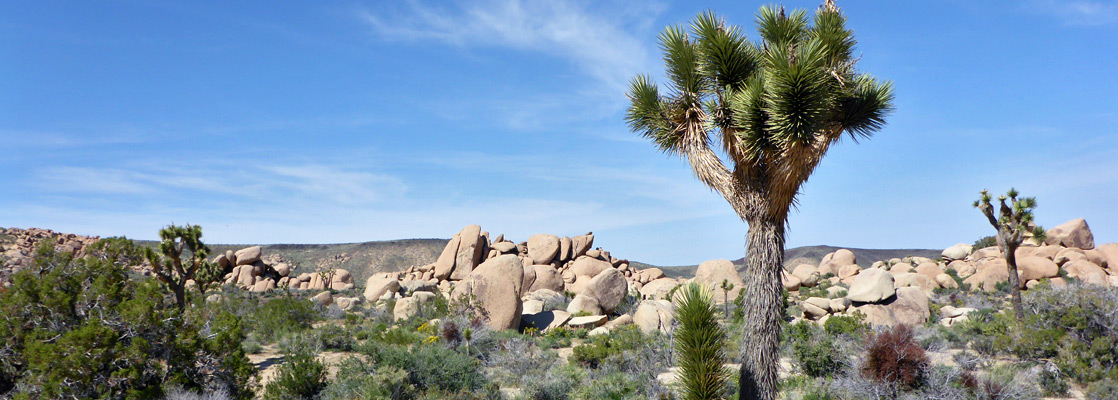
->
[786,218,1118,328]
[0,227,102,285]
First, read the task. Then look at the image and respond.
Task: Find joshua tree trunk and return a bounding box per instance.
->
[999,235,1024,320]
[739,215,786,400]
[171,285,187,311]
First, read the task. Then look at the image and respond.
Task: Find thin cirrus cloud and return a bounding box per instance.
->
[356,0,661,93]
[1026,0,1118,26]
[31,162,407,207]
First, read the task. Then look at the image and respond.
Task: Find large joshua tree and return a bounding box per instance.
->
[973,188,1045,320]
[625,2,893,398]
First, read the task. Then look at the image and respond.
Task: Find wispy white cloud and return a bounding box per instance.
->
[31,161,407,208]
[357,0,662,93]
[1026,0,1118,26]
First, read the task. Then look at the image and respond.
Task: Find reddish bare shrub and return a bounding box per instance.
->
[861,325,929,389]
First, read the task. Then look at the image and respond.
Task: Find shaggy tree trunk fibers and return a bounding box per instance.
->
[738,216,785,400]
[1004,242,1024,320]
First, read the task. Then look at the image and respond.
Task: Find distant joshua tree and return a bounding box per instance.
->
[974,188,1046,320]
[625,2,893,398]
[143,224,214,310]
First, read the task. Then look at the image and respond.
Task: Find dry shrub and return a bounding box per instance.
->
[861,325,929,390]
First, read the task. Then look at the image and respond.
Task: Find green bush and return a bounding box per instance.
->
[570,372,641,400]
[823,313,869,338]
[964,285,1118,384]
[320,362,410,400]
[1039,368,1068,396]
[787,322,844,378]
[0,240,255,399]
[263,348,327,400]
[247,296,319,343]
[357,341,491,396]
[973,235,997,249]
[798,279,835,299]
[519,363,585,400]
[242,334,264,354]
[570,325,645,369]
[313,323,355,351]
[1087,378,1118,400]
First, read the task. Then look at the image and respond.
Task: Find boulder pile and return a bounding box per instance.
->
[1,227,101,285]
[217,246,355,293]
[959,218,1116,290]
[361,225,682,334]
[792,218,1118,328]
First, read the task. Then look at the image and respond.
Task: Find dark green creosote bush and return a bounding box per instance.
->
[0,239,255,399]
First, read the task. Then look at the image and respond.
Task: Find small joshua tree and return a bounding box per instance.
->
[974,188,1046,320]
[143,224,213,310]
[674,283,730,400]
[719,279,735,317]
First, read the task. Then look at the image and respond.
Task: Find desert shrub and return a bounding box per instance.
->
[539,326,576,349]
[164,386,233,400]
[973,235,997,249]
[0,241,255,399]
[321,304,346,320]
[673,282,729,399]
[319,362,410,400]
[908,364,974,400]
[312,323,355,351]
[262,347,327,400]
[373,324,424,345]
[483,336,557,389]
[823,313,869,338]
[1019,285,1118,384]
[947,308,1013,356]
[357,341,491,395]
[1086,378,1118,400]
[1038,367,1068,396]
[570,372,642,400]
[787,322,845,378]
[798,279,835,299]
[241,334,264,354]
[247,296,319,343]
[570,325,645,369]
[861,325,928,390]
[519,364,585,400]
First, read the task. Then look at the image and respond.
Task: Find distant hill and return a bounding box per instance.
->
[654,245,942,279]
[17,225,940,285]
[138,239,449,287]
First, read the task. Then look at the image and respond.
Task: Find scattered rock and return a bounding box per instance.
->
[846,268,896,303]
[1045,218,1095,250]
[566,294,602,315]
[527,234,561,265]
[234,246,262,266]
[463,255,524,330]
[942,243,973,261]
[634,300,674,334]
[586,268,627,313]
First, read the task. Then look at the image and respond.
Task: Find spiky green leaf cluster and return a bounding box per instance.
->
[974,188,1046,247]
[674,283,730,400]
[626,4,894,163]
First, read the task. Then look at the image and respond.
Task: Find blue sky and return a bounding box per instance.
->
[2,1,1116,266]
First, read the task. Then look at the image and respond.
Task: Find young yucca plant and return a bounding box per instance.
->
[674,283,730,400]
